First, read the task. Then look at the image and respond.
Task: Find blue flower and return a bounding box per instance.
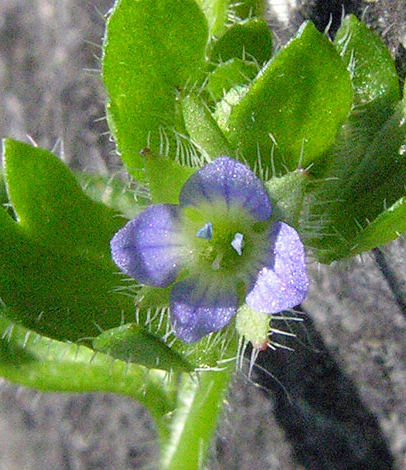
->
[111,157,308,343]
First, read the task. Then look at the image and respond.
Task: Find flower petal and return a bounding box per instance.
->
[111,204,186,287]
[179,156,272,221]
[246,222,308,313]
[170,275,239,343]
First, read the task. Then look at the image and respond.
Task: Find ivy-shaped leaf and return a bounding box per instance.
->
[0,139,136,341]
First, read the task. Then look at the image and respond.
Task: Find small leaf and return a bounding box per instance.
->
[334,14,400,109]
[314,14,401,179]
[210,17,273,65]
[102,0,208,177]
[350,196,406,255]
[213,85,249,132]
[93,323,193,372]
[224,21,353,171]
[206,58,259,102]
[310,101,406,263]
[181,93,234,158]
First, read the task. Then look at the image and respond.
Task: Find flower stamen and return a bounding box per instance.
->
[231,232,244,256]
[196,222,213,240]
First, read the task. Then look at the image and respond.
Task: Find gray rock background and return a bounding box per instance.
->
[1,1,406,469]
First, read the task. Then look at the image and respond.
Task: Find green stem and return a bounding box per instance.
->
[159,363,234,470]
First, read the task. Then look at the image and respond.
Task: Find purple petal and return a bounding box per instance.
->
[111,204,186,287]
[245,222,308,313]
[170,276,239,343]
[179,156,272,221]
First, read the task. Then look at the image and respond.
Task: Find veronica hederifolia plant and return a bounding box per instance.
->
[1,1,406,469]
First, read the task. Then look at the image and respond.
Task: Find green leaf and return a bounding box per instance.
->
[93,323,193,372]
[213,84,249,132]
[210,17,273,65]
[310,101,406,263]
[3,139,125,259]
[334,15,400,110]
[344,102,406,221]
[305,17,403,262]
[181,92,234,158]
[222,21,353,171]
[350,196,406,255]
[102,0,208,178]
[0,316,173,429]
[315,14,401,181]
[195,0,229,37]
[206,58,259,102]
[0,140,136,341]
[0,210,134,341]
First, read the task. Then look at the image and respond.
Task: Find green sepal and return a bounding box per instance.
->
[92,323,193,372]
[206,58,259,102]
[210,17,273,66]
[143,150,196,204]
[266,169,309,229]
[102,0,208,178]
[224,21,353,171]
[181,92,235,158]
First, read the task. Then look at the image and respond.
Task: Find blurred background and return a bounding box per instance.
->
[0,1,406,469]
